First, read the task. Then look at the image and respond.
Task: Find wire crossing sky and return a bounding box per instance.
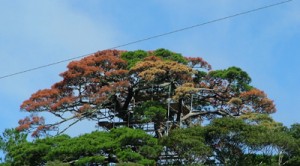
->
[0,0,292,80]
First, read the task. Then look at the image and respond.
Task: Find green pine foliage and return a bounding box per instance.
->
[2,116,300,165]
[0,128,161,166]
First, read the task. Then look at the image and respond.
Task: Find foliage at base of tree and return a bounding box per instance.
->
[161,114,300,165]
[2,115,300,165]
[0,128,161,166]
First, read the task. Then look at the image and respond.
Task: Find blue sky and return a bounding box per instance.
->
[0,0,299,136]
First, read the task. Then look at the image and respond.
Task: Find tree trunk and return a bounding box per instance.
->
[176,98,183,125]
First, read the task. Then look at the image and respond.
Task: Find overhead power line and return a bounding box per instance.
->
[0,0,292,80]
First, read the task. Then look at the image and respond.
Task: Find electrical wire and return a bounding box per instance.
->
[0,0,293,80]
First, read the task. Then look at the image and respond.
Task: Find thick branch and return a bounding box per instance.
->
[181,110,230,121]
[122,87,134,111]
